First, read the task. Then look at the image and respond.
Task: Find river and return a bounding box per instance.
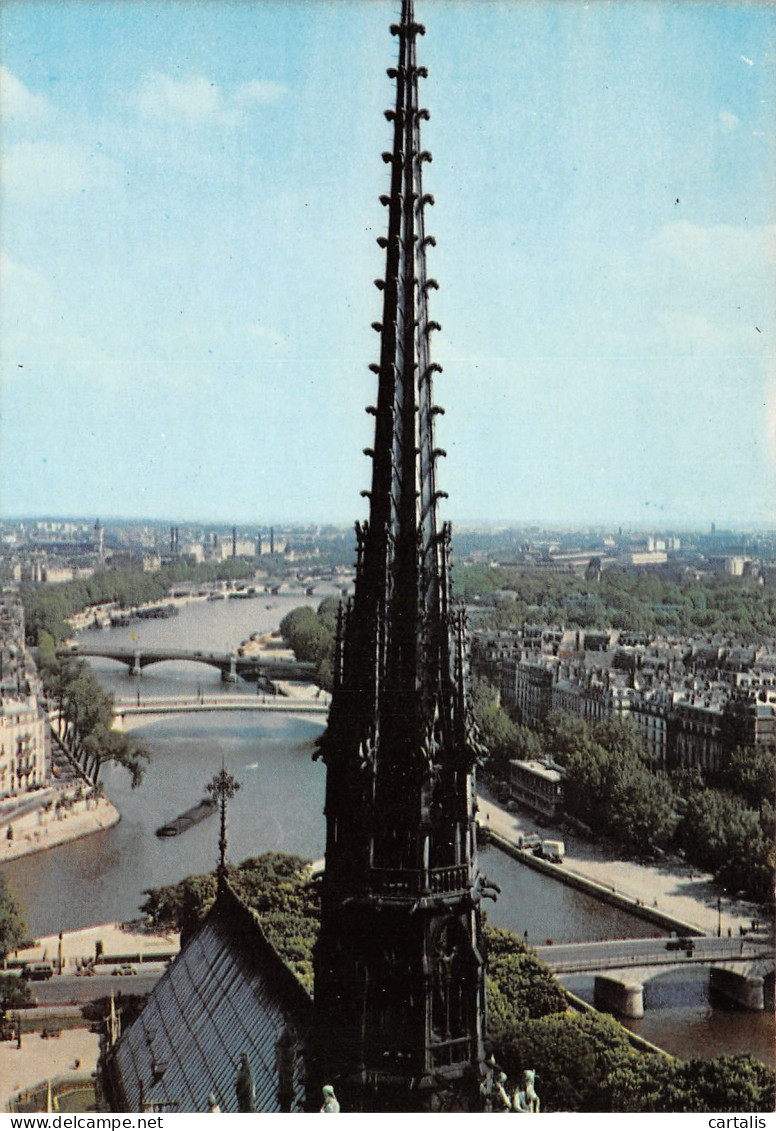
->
[2,588,772,1064]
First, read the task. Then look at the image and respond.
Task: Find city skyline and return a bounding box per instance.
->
[2,0,774,528]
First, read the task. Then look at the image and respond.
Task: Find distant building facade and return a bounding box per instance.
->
[0,598,49,797]
[0,696,48,796]
[477,622,776,774]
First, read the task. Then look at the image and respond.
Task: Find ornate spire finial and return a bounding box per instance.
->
[206,761,240,890]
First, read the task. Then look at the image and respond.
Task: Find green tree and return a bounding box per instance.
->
[715,805,773,903]
[0,974,33,1011]
[60,667,114,766]
[452,565,776,641]
[140,874,218,943]
[543,713,678,855]
[0,875,27,959]
[83,728,150,788]
[605,755,678,856]
[609,1054,775,1113]
[542,711,594,760]
[591,717,647,762]
[36,630,59,671]
[468,678,521,774]
[316,596,340,635]
[140,853,320,986]
[717,746,776,810]
[677,787,773,902]
[494,1011,637,1112]
[39,656,148,788]
[486,927,567,1039]
[279,601,336,684]
[678,789,744,874]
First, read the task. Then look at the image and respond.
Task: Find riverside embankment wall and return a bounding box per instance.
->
[481,827,704,938]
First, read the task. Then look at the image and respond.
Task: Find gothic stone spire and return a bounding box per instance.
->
[312,0,485,1112]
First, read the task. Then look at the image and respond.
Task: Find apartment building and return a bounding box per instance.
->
[477,622,776,773]
[0,597,49,797]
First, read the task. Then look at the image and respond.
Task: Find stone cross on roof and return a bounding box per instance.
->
[206,762,240,889]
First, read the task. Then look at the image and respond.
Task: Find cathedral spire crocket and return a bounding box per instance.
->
[312,0,487,1112]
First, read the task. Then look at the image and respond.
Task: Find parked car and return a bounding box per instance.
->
[113,964,138,976]
[533,839,566,863]
[24,962,54,981]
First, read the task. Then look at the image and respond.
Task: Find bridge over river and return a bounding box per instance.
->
[535,936,775,1018]
[111,694,329,730]
[61,644,317,684]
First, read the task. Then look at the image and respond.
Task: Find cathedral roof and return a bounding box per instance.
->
[101,882,312,1113]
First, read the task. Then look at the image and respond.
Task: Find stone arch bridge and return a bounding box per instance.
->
[60,645,317,685]
[536,937,774,1018]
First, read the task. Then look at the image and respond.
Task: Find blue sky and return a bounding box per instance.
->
[1,0,774,528]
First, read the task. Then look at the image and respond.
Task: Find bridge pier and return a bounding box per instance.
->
[594,974,644,1019]
[709,966,765,1011]
[131,650,143,677]
[221,655,239,683]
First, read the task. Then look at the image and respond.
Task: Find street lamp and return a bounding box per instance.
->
[717,896,722,938]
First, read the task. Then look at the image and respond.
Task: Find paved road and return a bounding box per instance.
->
[24,968,165,1007]
[535,935,773,973]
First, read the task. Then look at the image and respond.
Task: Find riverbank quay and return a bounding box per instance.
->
[483,827,703,938]
[0,792,119,866]
[0,721,119,865]
[64,579,296,636]
[64,589,216,633]
[8,921,180,973]
[477,785,768,939]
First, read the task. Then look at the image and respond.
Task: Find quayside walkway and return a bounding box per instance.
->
[477,784,769,940]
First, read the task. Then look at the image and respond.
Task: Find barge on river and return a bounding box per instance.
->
[155,797,217,838]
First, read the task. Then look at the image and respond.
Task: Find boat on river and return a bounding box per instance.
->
[155,797,217,838]
[134,604,179,620]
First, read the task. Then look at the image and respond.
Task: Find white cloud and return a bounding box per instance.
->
[3,140,120,200]
[650,220,776,280]
[234,80,287,108]
[132,72,285,127]
[0,66,52,126]
[718,109,740,133]
[1,254,114,382]
[644,221,776,356]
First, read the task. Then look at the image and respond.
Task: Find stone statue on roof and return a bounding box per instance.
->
[235,1052,256,1112]
[320,1084,340,1113]
[512,1069,540,1113]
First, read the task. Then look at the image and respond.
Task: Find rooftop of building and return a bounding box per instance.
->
[510,759,564,782]
[102,881,312,1114]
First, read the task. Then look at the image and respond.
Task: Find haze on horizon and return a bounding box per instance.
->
[1,0,774,531]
